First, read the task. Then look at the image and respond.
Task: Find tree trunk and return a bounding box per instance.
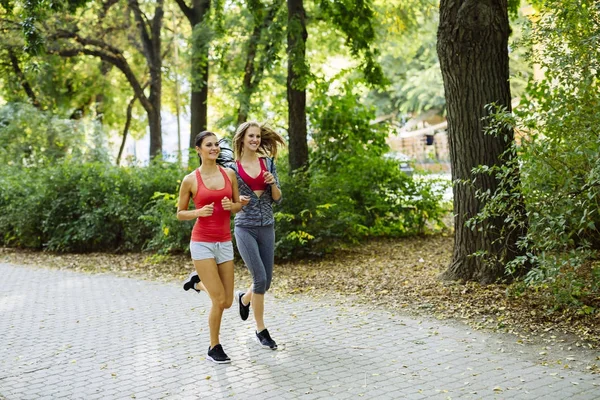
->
[190,59,208,147]
[437,0,524,283]
[175,0,211,151]
[287,0,309,171]
[148,58,163,158]
[129,0,164,158]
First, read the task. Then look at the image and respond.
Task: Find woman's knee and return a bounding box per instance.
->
[253,279,267,294]
[222,296,233,309]
[212,293,233,310]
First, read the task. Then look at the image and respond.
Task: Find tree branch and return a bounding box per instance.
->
[7,48,40,108]
[173,0,193,23]
[116,94,138,166]
[128,0,154,63]
[52,29,124,56]
[49,45,152,113]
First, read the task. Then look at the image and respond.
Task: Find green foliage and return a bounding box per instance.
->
[272,78,449,259]
[470,0,600,310]
[316,0,385,86]
[0,102,106,166]
[370,1,442,115]
[140,192,194,254]
[0,160,183,252]
[1,0,91,53]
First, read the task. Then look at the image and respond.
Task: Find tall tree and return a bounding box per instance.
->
[287,0,309,171]
[173,0,211,148]
[237,0,285,125]
[436,0,525,283]
[49,0,165,158]
[128,0,164,158]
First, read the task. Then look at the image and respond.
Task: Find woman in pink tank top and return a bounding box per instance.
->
[176,131,249,364]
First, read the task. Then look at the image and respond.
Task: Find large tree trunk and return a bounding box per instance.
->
[287,0,309,171]
[175,0,211,151]
[189,55,208,147]
[437,0,524,283]
[130,0,164,158]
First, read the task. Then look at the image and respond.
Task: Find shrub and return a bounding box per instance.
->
[271,77,449,259]
[0,160,183,252]
[471,1,600,309]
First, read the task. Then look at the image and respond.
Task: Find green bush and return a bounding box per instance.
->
[0,160,184,252]
[140,192,195,254]
[471,1,600,310]
[271,78,450,259]
[0,102,106,166]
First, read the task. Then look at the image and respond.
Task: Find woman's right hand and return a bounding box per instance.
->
[197,202,214,217]
[239,195,250,206]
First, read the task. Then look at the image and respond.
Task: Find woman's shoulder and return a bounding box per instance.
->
[227,160,239,171]
[222,166,237,180]
[180,170,197,190]
[260,156,274,165]
[184,169,198,180]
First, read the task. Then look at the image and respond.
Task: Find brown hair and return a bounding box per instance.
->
[232,121,286,160]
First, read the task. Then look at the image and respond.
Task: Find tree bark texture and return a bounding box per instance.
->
[129,0,164,159]
[287,0,309,171]
[175,0,211,149]
[437,0,523,283]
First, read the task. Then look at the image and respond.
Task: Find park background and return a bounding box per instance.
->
[1,0,599,354]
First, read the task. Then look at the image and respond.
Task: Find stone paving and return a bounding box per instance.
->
[1,262,599,399]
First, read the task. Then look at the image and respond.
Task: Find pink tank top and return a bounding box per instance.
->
[191,166,232,242]
[236,158,268,191]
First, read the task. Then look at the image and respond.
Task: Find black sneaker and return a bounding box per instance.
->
[237,291,250,321]
[206,344,231,364]
[256,329,277,350]
[183,271,200,293]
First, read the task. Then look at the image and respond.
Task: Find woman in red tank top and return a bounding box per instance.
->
[176,131,249,364]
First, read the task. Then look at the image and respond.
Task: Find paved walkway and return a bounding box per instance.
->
[1,263,599,399]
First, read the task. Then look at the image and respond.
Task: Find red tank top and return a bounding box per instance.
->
[237,158,268,190]
[191,166,232,242]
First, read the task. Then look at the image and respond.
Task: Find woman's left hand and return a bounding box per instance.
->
[221,196,233,210]
[263,171,276,185]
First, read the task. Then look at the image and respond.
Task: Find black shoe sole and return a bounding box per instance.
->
[255,336,278,350]
[206,355,232,364]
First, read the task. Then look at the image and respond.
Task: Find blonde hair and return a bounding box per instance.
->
[232,121,286,160]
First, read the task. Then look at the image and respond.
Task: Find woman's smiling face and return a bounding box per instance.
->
[243,126,261,152]
[197,134,220,161]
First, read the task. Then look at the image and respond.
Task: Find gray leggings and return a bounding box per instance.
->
[234,225,275,294]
